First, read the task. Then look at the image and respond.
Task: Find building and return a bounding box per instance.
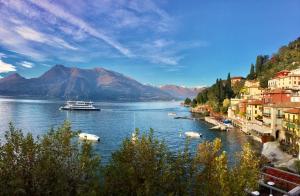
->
[231,76,245,86]
[268,70,291,90]
[283,108,300,158]
[263,102,300,140]
[262,89,292,104]
[268,68,300,90]
[246,100,263,121]
[242,80,264,100]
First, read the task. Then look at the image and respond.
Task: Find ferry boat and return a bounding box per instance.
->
[60,101,100,111]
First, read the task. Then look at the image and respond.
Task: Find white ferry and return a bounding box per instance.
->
[60,101,100,111]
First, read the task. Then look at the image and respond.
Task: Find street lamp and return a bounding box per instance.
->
[267,181,275,196]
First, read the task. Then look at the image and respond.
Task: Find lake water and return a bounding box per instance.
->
[0,98,259,164]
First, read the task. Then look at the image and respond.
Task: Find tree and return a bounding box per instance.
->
[191,98,197,108]
[184,97,192,105]
[0,122,101,195]
[229,143,260,195]
[196,89,208,104]
[103,129,193,195]
[194,138,230,196]
[247,64,256,80]
[225,73,234,99]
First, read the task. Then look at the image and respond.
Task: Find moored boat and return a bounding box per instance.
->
[60,101,100,111]
[78,133,100,142]
[184,131,202,138]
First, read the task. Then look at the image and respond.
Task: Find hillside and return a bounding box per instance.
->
[247,37,300,87]
[0,65,173,101]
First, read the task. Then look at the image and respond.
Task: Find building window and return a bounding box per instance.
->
[255,111,257,114]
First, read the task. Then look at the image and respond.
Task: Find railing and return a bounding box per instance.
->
[261,166,300,192]
[263,113,271,117]
[276,114,285,118]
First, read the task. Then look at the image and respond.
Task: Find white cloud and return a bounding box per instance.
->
[30,0,132,57]
[15,26,78,50]
[0,24,47,61]
[0,58,16,73]
[19,61,34,68]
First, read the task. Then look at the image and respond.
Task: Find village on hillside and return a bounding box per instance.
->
[193,67,300,159]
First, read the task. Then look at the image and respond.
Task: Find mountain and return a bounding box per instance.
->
[0,65,173,101]
[160,85,204,99]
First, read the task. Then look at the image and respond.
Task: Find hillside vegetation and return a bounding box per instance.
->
[247,37,300,87]
[194,37,300,112]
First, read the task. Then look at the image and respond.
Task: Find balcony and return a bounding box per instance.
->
[276,114,285,119]
[263,113,271,118]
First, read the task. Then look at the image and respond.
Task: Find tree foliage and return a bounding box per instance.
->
[184,97,192,105]
[246,37,300,87]
[0,123,261,195]
[0,122,101,196]
[195,73,234,112]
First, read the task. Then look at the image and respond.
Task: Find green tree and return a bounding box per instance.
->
[247,64,256,80]
[184,97,192,105]
[0,122,101,195]
[225,73,234,99]
[191,98,197,108]
[229,143,260,195]
[103,129,193,195]
[194,138,230,196]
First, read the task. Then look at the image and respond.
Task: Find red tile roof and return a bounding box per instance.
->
[285,108,300,114]
[247,100,263,105]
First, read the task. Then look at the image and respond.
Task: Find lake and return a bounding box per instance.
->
[0,98,259,164]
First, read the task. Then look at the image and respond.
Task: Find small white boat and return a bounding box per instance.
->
[79,133,100,142]
[184,131,202,138]
[168,112,177,116]
[210,125,221,130]
[131,132,138,143]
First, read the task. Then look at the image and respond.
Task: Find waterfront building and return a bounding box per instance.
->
[262,89,292,104]
[263,102,300,140]
[283,108,300,159]
[246,100,263,121]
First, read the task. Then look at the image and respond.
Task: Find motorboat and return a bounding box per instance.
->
[78,133,100,142]
[60,101,100,111]
[168,112,177,116]
[184,131,202,138]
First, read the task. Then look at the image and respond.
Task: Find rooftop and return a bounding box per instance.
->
[247,100,263,105]
[264,102,300,108]
[285,108,300,114]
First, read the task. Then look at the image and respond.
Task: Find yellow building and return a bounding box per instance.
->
[246,100,263,121]
[242,80,264,99]
[283,108,300,158]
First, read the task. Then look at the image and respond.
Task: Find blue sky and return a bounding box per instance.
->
[0,0,299,87]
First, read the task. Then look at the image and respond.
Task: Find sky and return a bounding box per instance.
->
[0,0,299,86]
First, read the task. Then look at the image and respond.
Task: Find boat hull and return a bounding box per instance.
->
[60,107,100,111]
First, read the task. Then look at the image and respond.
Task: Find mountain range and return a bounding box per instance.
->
[160,85,204,99]
[0,65,203,101]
